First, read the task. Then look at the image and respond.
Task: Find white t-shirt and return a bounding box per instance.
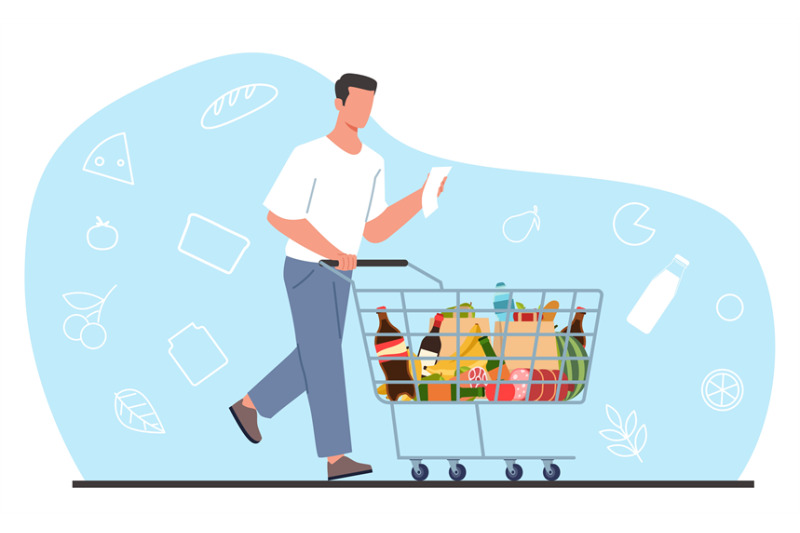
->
[263,136,388,262]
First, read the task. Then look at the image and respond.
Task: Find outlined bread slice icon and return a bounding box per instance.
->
[82,132,134,185]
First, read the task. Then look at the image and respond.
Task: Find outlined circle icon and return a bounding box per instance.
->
[701,369,743,412]
[613,202,656,246]
[716,293,744,322]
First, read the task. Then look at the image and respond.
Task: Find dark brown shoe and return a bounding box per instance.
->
[327,456,372,481]
[229,399,261,444]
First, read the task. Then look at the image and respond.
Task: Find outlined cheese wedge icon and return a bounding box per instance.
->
[82,132,134,185]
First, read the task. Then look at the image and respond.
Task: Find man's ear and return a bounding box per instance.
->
[334,98,344,111]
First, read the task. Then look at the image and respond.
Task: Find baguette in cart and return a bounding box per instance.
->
[321,259,603,482]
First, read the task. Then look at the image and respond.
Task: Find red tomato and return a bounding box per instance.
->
[485,383,515,401]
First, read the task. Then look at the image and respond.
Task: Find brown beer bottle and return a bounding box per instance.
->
[375,306,416,400]
[560,306,586,347]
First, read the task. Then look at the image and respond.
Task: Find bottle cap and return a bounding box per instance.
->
[577,306,585,310]
[674,254,690,266]
[434,313,444,322]
[376,306,386,311]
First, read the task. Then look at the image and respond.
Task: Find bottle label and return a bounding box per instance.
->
[376,338,407,362]
[418,348,439,366]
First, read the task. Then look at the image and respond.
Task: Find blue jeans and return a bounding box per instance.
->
[248,257,353,457]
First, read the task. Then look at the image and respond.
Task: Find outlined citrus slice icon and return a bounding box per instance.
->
[701,369,743,411]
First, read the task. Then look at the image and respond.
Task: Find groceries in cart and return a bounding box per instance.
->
[320,259,602,482]
[373,293,590,402]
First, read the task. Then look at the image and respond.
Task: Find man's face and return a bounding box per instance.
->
[335,87,375,129]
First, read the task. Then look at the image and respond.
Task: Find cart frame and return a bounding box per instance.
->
[321,259,603,481]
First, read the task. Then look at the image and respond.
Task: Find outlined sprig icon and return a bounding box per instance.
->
[599,404,648,463]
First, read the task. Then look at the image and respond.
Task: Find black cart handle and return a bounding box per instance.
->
[320,259,409,268]
[318,259,443,288]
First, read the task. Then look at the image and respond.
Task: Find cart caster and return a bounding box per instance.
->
[449,463,467,481]
[542,463,561,481]
[411,463,429,481]
[505,464,524,481]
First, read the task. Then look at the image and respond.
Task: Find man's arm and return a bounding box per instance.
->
[267,211,357,270]
[363,175,446,243]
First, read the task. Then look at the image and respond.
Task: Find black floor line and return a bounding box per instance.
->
[73,480,754,488]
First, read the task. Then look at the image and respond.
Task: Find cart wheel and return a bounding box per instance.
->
[542,463,561,481]
[449,463,467,481]
[411,463,429,481]
[505,463,524,481]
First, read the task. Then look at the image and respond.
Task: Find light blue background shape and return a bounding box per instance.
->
[25,53,774,481]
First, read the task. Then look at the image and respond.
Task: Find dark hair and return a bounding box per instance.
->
[335,73,377,105]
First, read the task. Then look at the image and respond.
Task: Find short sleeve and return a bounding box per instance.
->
[263,147,315,220]
[366,158,388,222]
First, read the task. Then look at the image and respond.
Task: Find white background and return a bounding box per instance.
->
[1,1,798,530]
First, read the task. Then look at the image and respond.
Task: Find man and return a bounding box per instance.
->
[229,73,446,480]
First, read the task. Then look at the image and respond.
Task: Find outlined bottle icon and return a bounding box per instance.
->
[627,254,689,334]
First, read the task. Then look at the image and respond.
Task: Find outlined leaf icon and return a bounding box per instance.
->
[599,429,628,442]
[605,404,623,431]
[635,425,648,452]
[600,404,647,463]
[607,444,637,458]
[114,389,165,434]
[63,291,103,310]
[625,410,638,437]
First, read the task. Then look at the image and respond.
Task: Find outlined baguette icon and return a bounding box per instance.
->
[200,83,278,130]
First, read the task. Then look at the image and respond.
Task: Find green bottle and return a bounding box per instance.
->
[479,335,499,372]
[454,386,485,401]
[418,381,486,401]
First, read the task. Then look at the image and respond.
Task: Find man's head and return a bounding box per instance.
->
[334,73,377,129]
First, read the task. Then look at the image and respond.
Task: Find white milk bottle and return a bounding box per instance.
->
[627,254,689,334]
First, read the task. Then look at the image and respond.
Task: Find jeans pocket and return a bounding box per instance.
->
[289,269,315,290]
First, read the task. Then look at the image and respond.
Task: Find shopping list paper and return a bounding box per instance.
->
[422,166,451,218]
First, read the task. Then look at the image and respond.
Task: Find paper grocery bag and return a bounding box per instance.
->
[429,317,491,358]
[492,321,560,371]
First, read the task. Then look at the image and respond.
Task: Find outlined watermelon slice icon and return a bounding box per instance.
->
[82,132,134,185]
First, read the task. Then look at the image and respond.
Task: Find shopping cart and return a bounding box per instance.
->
[321,259,603,482]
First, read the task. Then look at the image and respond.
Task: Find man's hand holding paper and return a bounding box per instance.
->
[421,166,450,218]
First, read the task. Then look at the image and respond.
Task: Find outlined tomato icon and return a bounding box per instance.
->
[701,369,744,412]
